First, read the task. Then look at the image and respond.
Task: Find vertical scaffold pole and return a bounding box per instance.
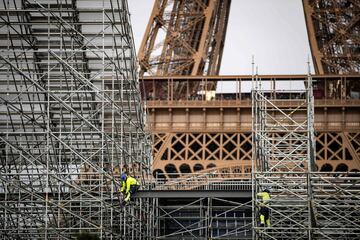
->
[252,64,316,239]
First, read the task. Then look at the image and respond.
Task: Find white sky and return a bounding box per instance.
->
[128,0,313,91]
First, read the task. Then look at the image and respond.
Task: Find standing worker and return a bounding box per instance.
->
[257,188,271,227]
[120,173,140,204]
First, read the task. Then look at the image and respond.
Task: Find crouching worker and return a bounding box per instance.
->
[120,173,140,204]
[257,189,271,227]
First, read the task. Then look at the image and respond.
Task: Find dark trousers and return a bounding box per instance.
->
[259,206,270,227]
[125,184,140,202]
[260,206,270,221]
[130,184,140,195]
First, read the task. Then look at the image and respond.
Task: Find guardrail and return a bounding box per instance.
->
[149,172,252,191]
[140,171,360,191]
[146,99,360,107]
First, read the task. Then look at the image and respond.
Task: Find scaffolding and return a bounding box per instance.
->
[155,197,252,240]
[148,172,253,239]
[252,71,360,239]
[252,69,316,238]
[0,0,153,239]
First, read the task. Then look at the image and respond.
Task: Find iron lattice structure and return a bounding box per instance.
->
[303,0,360,74]
[139,0,231,101]
[139,0,231,77]
[0,0,153,239]
[252,74,360,239]
[144,75,360,178]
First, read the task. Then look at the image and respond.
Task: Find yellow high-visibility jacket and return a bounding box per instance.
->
[120,176,139,194]
[257,192,270,204]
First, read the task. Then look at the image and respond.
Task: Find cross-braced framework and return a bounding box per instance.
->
[303,0,360,74]
[148,172,252,239]
[139,0,231,77]
[252,73,360,239]
[0,0,153,239]
[155,197,252,240]
[252,72,317,239]
[140,170,253,239]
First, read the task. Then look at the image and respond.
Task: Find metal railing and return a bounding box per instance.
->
[148,172,252,191]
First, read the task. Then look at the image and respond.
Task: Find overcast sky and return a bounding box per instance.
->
[128,0,313,91]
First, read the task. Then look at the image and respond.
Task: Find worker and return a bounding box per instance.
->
[120,173,140,204]
[257,188,271,227]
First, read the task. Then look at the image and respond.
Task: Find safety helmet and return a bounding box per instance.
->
[263,188,270,193]
[120,173,127,181]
